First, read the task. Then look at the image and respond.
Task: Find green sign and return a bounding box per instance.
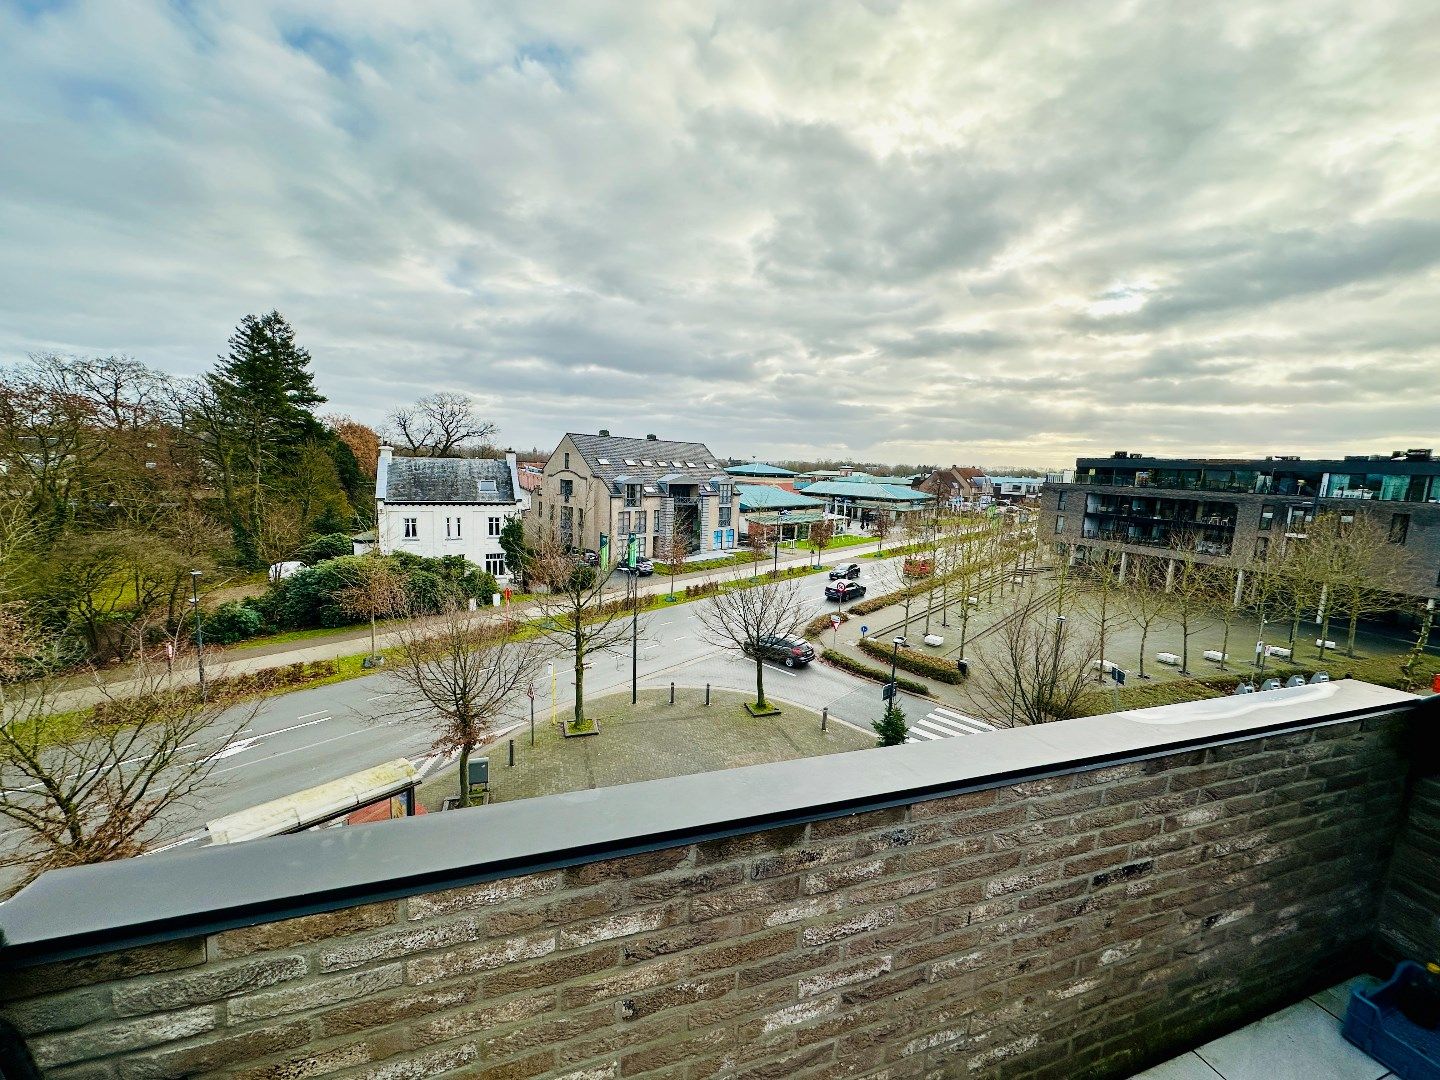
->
[627,532,638,566]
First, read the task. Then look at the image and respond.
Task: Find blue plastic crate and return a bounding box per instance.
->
[1343,962,1440,1080]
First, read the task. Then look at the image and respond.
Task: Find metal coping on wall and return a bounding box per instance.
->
[0,694,1426,969]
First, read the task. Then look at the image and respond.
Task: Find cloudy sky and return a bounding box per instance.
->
[2,1,1437,467]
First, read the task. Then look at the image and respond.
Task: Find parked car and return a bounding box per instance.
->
[617,558,655,576]
[828,563,861,581]
[743,634,816,668]
[825,581,866,602]
[579,549,599,566]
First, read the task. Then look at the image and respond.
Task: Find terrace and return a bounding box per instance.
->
[0,681,1434,1079]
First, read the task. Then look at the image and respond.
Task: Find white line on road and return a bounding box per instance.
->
[297,710,327,719]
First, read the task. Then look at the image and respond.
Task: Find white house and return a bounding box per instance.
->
[359,446,528,582]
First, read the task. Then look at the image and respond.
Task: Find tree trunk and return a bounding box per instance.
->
[458,743,471,805]
[573,633,585,727]
[1346,608,1360,658]
[1138,625,1149,678]
[1180,614,1190,675]
[959,603,970,658]
[370,612,378,658]
[1220,616,1231,672]
[754,650,766,710]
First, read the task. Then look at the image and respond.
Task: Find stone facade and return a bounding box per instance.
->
[0,713,1415,1080]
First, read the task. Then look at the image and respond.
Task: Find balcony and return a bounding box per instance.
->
[0,684,1432,1080]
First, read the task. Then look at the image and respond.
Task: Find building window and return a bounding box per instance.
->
[1056,491,1067,510]
[403,517,418,539]
[719,506,732,527]
[560,479,573,501]
[485,552,506,577]
[625,484,640,507]
[549,504,555,522]
[636,510,647,533]
[1054,514,1066,535]
[563,452,570,469]
[1258,505,1274,531]
[618,511,631,533]
[446,517,461,539]
[488,516,502,536]
[1389,514,1410,545]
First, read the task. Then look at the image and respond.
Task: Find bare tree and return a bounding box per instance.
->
[695,577,807,713]
[746,527,767,579]
[871,513,892,555]
[1119,556,1169,680]
[1166,536,1215,675]
[1325,513,1413,657]
[385,606,543,806]
[0,648,247,893]
[338,556,410,661]
[252,500,308,568]
[531,539,635,730]
[964,588,1100,727]
[664,526,691,597]
[387,392,497,457]
[806,517,834,568]
[1084,549,1124,680]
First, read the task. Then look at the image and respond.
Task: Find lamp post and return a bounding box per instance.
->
[1256,615,1268,674]
[630,557,639,705]
[1052,614,1066,674]
[888,636,906,702]
[189,570,206,701]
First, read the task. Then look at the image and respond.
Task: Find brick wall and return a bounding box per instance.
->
[0,713,1410,1080]
[1377,775,1440,962]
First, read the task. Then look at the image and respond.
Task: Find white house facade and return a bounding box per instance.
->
[365,446,528,582]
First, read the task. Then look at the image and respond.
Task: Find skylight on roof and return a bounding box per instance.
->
[643,484,659,494]
[684,461,696,468]
[641,460,654,467]
[624,458,637,466]
[597,458,610,465]
[705,462,717,468]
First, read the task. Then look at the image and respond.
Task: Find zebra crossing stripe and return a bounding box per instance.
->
[932,707,995,732]
[906,726,941,740]
[917,715,972,736]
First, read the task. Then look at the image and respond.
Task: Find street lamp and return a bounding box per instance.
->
[888,636,906,701]
[1052,615,1066,674]
[189,570,206,701]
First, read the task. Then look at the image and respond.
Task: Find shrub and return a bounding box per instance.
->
[294,533,354,564]
[204,600,267,644]
[805,610,849,638]
[821,648,929,695]
[857,637,965,684]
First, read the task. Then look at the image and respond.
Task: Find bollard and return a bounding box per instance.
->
[821,707,828,731]
[508,739,514,767]
[705,683,711,706]
[670,682,675,705]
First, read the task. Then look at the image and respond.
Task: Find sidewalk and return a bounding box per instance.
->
[48,535,897,714]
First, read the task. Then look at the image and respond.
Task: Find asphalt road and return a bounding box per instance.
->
[0,558,955,879]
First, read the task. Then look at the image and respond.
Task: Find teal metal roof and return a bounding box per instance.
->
[799,481,934,502]
[746,510,825,525]
[736,484,824,511]
[726,462,796,477]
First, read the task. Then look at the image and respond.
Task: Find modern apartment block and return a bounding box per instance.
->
[1039,450,1440,601]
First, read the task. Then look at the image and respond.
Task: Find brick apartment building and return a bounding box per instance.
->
[1039,449,1440,603]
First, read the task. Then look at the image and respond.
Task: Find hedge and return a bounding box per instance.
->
[857,637,966,684]
[821,648,930,696]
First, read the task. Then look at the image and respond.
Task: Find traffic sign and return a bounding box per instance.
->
[859,624,869,636]
[1113,668,1126,687]
[882,682,896,701]
[830,614,841,628]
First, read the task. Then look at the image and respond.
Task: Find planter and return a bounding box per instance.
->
[563,718,601,738]
[744,702,782,717]
[1343,962,1440,1079]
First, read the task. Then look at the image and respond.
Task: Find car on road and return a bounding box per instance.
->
[617,558,655,576]
[743,634,816,668]
[825,580,866,602]
[828,563,861,581]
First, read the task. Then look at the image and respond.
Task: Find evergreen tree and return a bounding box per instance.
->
[200,312,326,564]
[499,518,531,587]
[873,703,909,746]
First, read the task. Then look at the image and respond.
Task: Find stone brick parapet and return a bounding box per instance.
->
[0,682,1426,1079]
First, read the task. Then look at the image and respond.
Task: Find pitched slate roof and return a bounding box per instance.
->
[381,456,515,504]
[726,462,796,478]
[567,433,725,485]
[737,484,824,512]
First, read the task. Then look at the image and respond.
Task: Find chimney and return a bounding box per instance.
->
[646,434,658,441]
[379,444,393,463]
[598,429,610,437]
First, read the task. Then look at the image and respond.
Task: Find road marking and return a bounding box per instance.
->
[931,706,994,731]
[212,716,332,761]
[906,727,941,740]
[762,663,799,678]
[297,710,327,719]
[917,715,972,736]
[366,695,386,704]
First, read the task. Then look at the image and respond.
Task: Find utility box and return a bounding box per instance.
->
[468,758,489,788]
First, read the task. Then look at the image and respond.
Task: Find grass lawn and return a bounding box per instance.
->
[416,687,871,809]
[822,533,874,550]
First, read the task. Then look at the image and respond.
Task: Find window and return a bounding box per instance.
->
[618,511,631,533]
[1056,491,1067,510]
[718,506,732,527]
[560,479,573,501]
[549,504,555,522]
[535,499,541,518]
[1389,514,1410,545]
[403,517,418,539]
[1054,514,1066,534]
[446,517,461,539]
[1258,505,1274,531]
[488,516,502,536]
[636,510,647,533]
[624,484,640,507]
[485,553,506,577]
[563,452,570,469]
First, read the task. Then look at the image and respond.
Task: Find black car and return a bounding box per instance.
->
[825,580,866,602]
[828,563,861,581]
[579,549,600,566]
[744,634,816,668]
[617,558,655,576]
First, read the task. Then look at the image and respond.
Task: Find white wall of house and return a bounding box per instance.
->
[375,503,520,580]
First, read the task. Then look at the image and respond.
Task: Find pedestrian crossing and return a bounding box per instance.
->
[905,705,997,742]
